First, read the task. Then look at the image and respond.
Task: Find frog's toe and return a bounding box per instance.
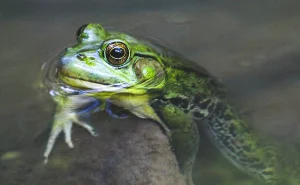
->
[44,125,63,164]
[72,115,98,137]
[63,121,74,148]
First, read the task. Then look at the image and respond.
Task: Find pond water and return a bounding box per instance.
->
[1,0,300,184]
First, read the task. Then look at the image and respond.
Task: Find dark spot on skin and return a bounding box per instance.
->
[180,100,189,109]
[236,151,246,158]
[222,134,232,140]
[250,162,266,170]
[193,111,205,119]
[228,124,237,137]
[262,170,274,176]
[199,99,210,109]
[170,98,189,110]
[184,109,189,113]
[245,157,259,164]
[168,98,179,106]
[193,95,203,104]
[213,102,224,114]
[207,105,215,116]
[190,104,196,109]
[242,145,252,152]
[211,121,220,128]
[222,113,232,121]
[238,155,257,164]
[221,140,236,153]
[151,98,167,108]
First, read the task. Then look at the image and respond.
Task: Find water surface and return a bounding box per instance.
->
[1,0,300,184]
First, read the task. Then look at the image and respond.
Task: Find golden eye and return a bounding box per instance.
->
[105,42,129,66]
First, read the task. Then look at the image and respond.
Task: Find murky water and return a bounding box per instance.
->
[1,0,300,184]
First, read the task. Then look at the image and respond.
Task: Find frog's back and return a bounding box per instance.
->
[153,46,290,184]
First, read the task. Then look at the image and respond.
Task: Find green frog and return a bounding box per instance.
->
[42,23,299,185]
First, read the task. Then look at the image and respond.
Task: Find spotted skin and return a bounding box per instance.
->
[43,23,300,185]
[150,65,297,185]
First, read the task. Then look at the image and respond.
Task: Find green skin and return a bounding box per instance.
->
[44,24,299,185]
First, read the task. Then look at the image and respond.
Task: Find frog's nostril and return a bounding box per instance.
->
[76,53,86,61]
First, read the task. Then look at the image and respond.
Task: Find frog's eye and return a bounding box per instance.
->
[105,42,129,66]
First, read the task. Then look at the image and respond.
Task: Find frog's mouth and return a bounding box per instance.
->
[57,72,128,92]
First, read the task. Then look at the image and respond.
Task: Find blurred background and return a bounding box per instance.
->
[1,0,300,184]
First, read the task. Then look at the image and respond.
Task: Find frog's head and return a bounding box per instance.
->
[58,23,165,94]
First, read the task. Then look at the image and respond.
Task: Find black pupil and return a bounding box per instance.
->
[110,47,125,58]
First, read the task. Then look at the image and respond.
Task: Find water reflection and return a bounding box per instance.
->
[1,0,300,184]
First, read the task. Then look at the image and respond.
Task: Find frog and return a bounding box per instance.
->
[42,23,300,185]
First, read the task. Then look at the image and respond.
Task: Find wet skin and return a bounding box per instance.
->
[43,23,300,185]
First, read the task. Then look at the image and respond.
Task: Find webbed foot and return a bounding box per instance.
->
[43,95,100,164]
[43,110,98,164]
[43,94,130,164]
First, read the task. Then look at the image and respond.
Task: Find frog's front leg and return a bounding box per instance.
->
[152,100,199,185]
[44,108,98,164]
[44,95,102,164]
[171,122,199,185]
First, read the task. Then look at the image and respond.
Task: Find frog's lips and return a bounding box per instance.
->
[57,72,128,92]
